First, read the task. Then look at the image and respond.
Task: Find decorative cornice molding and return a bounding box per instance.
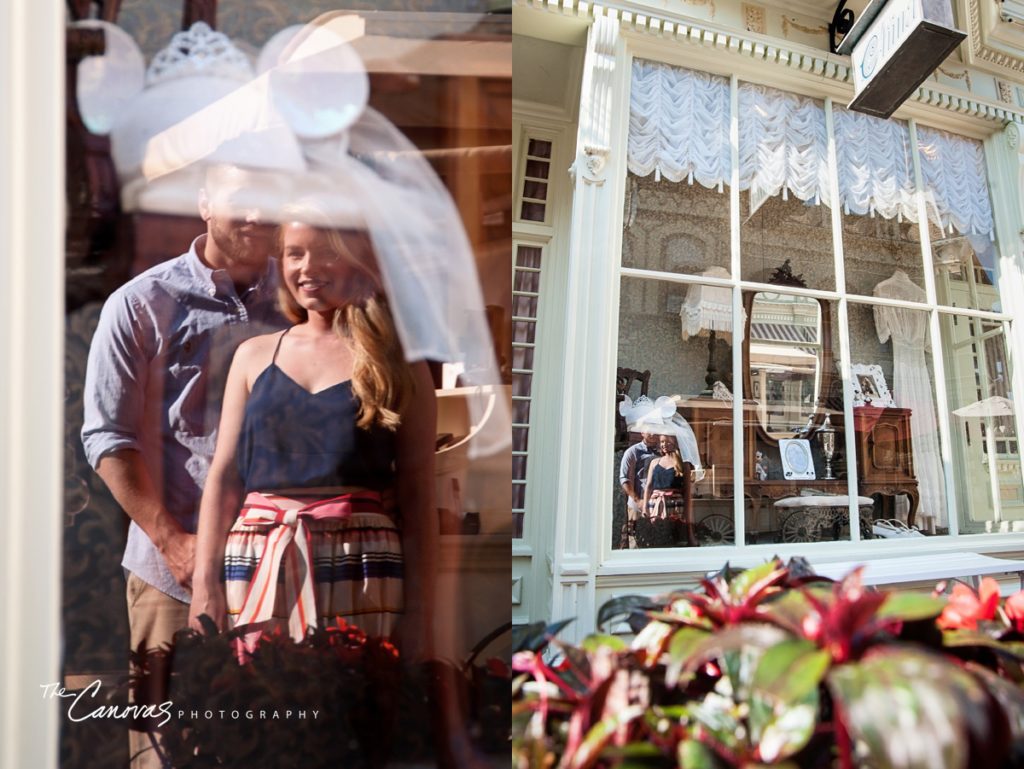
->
[515,0,1024,128]
[962,0,1024,75]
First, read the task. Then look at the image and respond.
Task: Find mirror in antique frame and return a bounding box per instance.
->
[742,261,834,443]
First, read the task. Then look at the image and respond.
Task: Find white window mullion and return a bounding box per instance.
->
[729,74,745,548]
[825,97,862,540]
[910,118,960,537]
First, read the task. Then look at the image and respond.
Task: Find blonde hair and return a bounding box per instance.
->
[277,225,414,431]
[659,436,686,476]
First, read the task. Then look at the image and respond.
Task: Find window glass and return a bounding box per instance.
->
[64,6,510,768]
[614,276,736,549]
[847,301,946,537]
[622,173,731,275]
[739,85,833,290]
[942,320,1023,533]
[742,291,851,543]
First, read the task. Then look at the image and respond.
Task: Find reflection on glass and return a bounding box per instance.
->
[738,85,832,290]
[621,173,731,274]
[741,194,834,289]
[742,294,851,544]
[843,211,924,298]
[933,235,1004,313]
[748,292,821,437]
[847,302,943,538]
[943,321,1023,534]
[614,277,735,549]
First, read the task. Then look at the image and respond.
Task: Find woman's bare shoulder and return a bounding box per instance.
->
[233,330,287,374]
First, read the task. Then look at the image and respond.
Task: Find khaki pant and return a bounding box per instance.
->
[126,572,189,769]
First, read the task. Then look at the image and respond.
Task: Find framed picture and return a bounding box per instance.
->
[851,363,897,408]
[779,438,816,480]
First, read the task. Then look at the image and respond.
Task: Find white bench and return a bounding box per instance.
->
[808,552,1024,592]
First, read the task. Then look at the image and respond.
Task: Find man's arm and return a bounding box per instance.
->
[82,290,194,589]
[619,446,640,504]
[96,450,195,589]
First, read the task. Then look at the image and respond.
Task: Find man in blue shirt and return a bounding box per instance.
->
[618,431,660,549]
[82,163,286,767]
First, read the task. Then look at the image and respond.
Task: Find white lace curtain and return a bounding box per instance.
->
[628,59,729,189]
[627,59,995,239]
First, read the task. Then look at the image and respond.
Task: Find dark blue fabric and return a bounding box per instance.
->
[650,463,683,491]
[238,363,395,492]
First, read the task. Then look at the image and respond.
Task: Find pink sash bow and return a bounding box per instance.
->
[233,491,384,655]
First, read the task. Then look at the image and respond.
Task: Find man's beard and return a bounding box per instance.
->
[209,219,265,264]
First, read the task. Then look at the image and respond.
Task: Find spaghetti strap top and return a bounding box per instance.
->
[236,328,396,492]
[651,463,683,491]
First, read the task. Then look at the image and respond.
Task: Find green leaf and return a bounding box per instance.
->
[751,696,818,763]
[689,691,747,756]
[752,639,831,704]
[682,623,792,677]
[565,704,644,769]
[827,647,988,769]
[965,662,1024,746]
[729,561,784,602]
[580,634,628,653]
[678,738,722,769]
[631,620,674,664]
[603,741,668,769]
[943,630,1024,659]
[877,592,946,621]
[665,627,712,688]
[758,587,822,634]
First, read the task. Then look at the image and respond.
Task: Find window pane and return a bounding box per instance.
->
[942,322,1023,533]
[743,291,851,543]
[615,276,736,549]
[847,301,945,537]
[739,87,833,290]
[843,212,925,298]
[621,173,731,275]
[933,234,1005,313]
[527,138,552,158]
[741,193,834,289]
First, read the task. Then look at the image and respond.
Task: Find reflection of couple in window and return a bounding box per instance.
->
[618,395,702,548]
[80,18,496,767]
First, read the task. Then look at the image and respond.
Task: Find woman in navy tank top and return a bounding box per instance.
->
[188,211,436,663]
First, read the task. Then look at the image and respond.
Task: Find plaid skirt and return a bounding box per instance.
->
[224,491,404,640]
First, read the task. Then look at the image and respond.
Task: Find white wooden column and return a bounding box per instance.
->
[548,9,627,641]
[0,0,64,767]
[983,122,1024,490]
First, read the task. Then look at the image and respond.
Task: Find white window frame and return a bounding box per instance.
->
[0,0,64,767]
[596,40,1024,580]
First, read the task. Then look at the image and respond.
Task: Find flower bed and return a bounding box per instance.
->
[512,559,1024,769]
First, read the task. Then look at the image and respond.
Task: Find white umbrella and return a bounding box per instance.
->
[953,395,1015,418]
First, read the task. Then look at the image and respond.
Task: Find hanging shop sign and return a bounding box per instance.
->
[841,0,965,119]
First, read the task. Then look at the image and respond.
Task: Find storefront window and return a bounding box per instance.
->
[621,57,1017,552]
[63,6,510,768]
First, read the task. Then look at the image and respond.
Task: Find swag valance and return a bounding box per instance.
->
[627,60,994,239]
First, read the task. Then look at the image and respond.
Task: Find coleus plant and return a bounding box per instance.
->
[512,560,1024,769]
